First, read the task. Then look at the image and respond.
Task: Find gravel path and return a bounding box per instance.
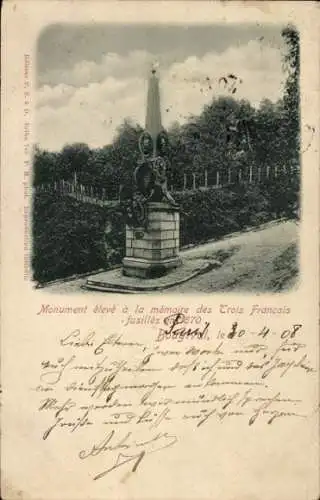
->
[164,220,298,294]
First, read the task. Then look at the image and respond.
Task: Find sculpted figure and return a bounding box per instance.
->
[120,126,178,229]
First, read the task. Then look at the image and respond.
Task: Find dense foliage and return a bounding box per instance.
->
[32,192,126,283]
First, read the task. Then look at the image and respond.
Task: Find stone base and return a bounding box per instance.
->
[122,256,182,279]
[85,258,219,293]
[124,201,181,279]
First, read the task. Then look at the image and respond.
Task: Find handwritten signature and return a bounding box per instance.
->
[78,429,178,480]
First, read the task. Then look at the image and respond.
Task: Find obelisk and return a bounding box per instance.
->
[122,65,182,279]
[146,67,162,155]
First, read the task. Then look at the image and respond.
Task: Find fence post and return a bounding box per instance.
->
[238,169,242,183]
[204,170,208,188]
[192,173,196,190]
[274,165,278,178]
[266,165,270,179]
[216,171,220,187]
[258,166,261,182]
[249,165,253,183]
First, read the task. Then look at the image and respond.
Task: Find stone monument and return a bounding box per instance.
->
[85,66,214,292]
[120,66,182,279]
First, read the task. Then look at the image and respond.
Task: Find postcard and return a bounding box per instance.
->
[1,1,319,499]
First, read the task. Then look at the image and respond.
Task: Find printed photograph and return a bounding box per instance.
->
[32,23,301,294]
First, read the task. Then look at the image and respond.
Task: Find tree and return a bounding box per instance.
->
[33,147,59,186]
[255,99,283,170]
[58,143,92,184]
[112,119,144,186]
[281,25,300,167]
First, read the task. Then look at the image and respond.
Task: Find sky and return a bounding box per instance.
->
[36,23,287,151]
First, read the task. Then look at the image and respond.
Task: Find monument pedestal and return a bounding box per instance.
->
[122,202,181,279]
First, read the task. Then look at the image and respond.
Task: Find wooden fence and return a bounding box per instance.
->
[35,163,294,207]
[36,181,119,207]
